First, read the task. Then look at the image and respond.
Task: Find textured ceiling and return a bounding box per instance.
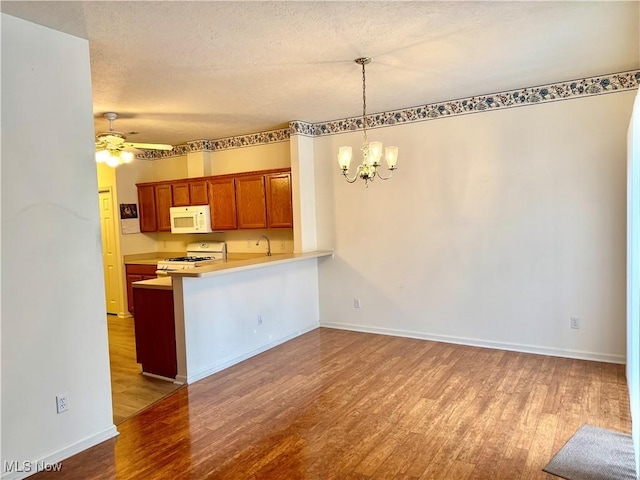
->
[2,1,639,146]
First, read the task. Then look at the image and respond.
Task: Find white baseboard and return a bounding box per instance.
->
[141,371,184,385]
[186,324,319,384]
[320,322,626,364]
[1,425,118,480]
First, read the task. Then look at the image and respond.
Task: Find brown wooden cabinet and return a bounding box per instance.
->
[172,182,190,206]
[125,264,158,313]
[208,178,237,230]
[137,185,157,232]
[132,286,177,379]
[266,172,293,228]
[235,175,267,229]
[155,184,173,231]
[136,168,292,232]
[189,180,208,205]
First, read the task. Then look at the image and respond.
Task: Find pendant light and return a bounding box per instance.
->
[338,57,398,185]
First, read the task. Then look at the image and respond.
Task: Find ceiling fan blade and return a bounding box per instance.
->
[125,142,173,151]
[122,145,142,154]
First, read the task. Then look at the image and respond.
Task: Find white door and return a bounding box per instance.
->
[99,190,119,314]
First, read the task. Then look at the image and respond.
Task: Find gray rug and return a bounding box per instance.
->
[543,424,636,480]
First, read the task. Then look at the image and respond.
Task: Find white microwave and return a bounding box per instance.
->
[169,205,213,234]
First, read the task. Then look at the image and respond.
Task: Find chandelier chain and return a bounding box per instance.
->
[362,61,367,143]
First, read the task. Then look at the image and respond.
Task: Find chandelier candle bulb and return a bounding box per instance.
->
[385,146,399,169]
[369,141,383,166]
[338,146,353,170]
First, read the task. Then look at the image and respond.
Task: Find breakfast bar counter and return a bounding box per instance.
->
[132,276,172,290]
[166,251,333,278]
[170,250,333,385]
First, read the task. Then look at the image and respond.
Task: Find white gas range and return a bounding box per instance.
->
[156,241,227,275]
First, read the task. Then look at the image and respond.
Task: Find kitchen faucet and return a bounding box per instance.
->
[256,235,272,256]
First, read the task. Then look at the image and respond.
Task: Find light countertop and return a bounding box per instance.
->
[132,276,173,290]
[167,251,333,278]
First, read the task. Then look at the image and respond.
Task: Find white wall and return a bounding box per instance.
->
[316,91,635,363]
[1,14,116,479]
[208,141,290,175]
[114,159,157,256]
[152,155,188,181]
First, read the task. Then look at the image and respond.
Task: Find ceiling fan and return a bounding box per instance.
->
[95,112,173,167]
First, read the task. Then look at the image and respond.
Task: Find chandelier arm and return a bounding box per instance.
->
[342,164,365,183]
[342,171,359,183]
[375,167,396,181]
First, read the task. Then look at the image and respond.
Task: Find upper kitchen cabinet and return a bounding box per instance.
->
[208,178,237,230]
[189,180,209,205]
[265,172,293,228]
[155,184,173,232]
[137,185,157,232]
[135,168,292,232]
[172,180,208,206]
[236,175,267,229]
[171,182,190,206]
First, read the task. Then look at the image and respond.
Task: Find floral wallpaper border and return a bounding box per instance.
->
[138,69,639,159]
[290,69,640,137]
[135,129,291,159]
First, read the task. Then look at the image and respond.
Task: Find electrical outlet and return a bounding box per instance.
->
[280,241,286,251]
[571,316,580,329]
[56,394,69,414]
[354,298,361,309]
[257,315,263,325]
[247,240,252,249]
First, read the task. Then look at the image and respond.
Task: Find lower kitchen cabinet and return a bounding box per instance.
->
[125,264,158,313]
[132,286,177,379]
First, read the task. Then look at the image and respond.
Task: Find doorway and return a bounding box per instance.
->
[98,185,182,424]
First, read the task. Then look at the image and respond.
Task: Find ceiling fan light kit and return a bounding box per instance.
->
[95,112,173,167]
[338,57,398,185]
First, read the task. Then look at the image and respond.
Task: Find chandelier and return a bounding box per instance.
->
[337,57,398,184]
[95,148,134,168]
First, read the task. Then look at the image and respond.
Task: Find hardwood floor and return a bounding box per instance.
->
[35,328,630,479]
[108,315,182,424]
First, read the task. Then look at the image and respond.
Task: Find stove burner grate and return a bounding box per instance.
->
[164,256,213,262]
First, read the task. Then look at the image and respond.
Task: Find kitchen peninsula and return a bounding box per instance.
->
[133,251,332,384]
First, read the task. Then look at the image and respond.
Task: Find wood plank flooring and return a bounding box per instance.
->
[108,315,182,424]
[35,328,630,479]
